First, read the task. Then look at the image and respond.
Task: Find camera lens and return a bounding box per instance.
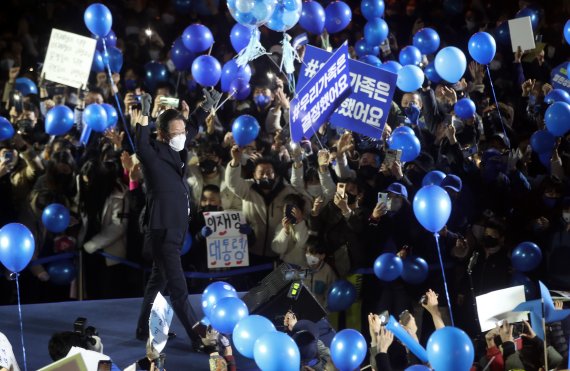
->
[419,295,427,305]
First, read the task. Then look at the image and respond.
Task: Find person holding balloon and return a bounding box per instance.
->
[133,94,203,349]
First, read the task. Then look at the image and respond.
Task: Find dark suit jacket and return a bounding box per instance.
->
[136,124,191,229]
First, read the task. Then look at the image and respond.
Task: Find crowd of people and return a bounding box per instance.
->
[1,0,570,370]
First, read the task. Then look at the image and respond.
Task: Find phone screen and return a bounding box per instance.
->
[97,360,112,371]
[337,183,346,197]
[285,204,297,224]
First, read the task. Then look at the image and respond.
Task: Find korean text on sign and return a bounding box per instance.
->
[203,210,249,268]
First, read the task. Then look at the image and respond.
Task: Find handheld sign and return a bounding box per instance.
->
[149,292,173,353]
[204,211,249,268]
[43,29,97,89]
[508,16,536,53]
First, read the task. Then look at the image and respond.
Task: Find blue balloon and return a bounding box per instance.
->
[373,253,403,281]
[80,126,92,146]
[233,315,276,359]
[181,231,192,256]
[299,0,326,34]
[454,98,476,119]
[41,203,70,233]
[232,115,260,146]
[512,242,542,272]
[397,65,424,92]
[565,20,570,45]
[538,151,552,169]
[47,259,77,285]
[192,55,222,87]
[413,185,452,233]
[14,77,38,96]
[530,130,556,154]
[361,0,384,21]
[330,329,366,371]
[468,32,496,65]
[267,0,302,32]
[406,365,431,371]
[324,1,351,34]
[84,3,113,38]
[0,223,35,273]
[202,281,237,318]
[171,37,195,71]
[253,331,300,371]
[545,89,570,105]
[511,272,538,298]
[327,279,356,312]
[435,46,466,83]
[227,0,277,28]
[221,59,252,93]
[93,30,117,51]
[387,132,421,162]
[144,62,169,91]
[399,46,422,66]
[413,28,440,55]
[379,61,402,74]
[182,24,214,53]
[230,24,258,53]
[516,7,540,31]
[427,327,474,371]
[424,61,442,83]
[422,170,446,186]
[104,46,124,73]
[91,50,105,72]
[355,38,379,57]
[84,104,108,133]
[45,105,74,136]
[229,78,251,100]
[0,116,14,141]
[210,296,249,334]
[401,256,429,284]
[386,315,428,362]
[393,126,415,136]
[101,103,118,129]
[494,21,510,46]
[364,18,389,46]
[359,55,382,67]
[545,101,570,137]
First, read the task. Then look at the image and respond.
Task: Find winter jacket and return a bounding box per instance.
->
[187,164,242,210]
[272,220,310,267]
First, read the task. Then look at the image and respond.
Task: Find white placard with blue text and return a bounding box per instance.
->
[204,210,249,268]
[298,45,398,139]
[149,292,173,353]
[290,43,351,142]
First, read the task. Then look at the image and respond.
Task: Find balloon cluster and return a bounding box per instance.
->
[373,253,428,284]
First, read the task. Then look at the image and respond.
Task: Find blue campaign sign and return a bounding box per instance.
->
[551,62,570,94]
[299,45,398,139]
[290,43,351,143]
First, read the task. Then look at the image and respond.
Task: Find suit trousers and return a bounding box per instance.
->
[137,228,200,342]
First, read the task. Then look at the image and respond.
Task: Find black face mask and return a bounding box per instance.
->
[358,165,377,180]
[256,178,275,190]
[483,236,499,248]
[17,119,34,133]
[200,159,218,175]
[201,205,222,212]
[347,193,357,205]
[405,169,424,186]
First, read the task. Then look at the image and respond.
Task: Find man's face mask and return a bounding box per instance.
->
[358,165,377,180]
[199,159,218,175]
[17,119,34,132]
[306,253,321,266]
[563,211,570,224]
[201,204,221,212]
[347,193,357,205]
[390,197,403,212]
[306,184,321,198]
[256,178,275,190]
[169,134,186,152]
[483,235,500,249]
[254,94,271,109]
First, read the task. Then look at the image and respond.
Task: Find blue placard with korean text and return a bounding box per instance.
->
[551,62,570,94]
[298,45,398,139]
[290,43,351,143]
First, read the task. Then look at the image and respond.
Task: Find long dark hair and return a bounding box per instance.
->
[44,150,76,192]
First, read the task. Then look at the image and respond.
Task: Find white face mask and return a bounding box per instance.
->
[307,184,321,198]
[169,134,186,152]
[306,254,320,266]
[563,212,570,224]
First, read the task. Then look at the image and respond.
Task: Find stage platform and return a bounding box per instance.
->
[0,296,259,370]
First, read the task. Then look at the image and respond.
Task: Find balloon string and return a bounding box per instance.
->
[214,91,235,113]
[434,233,454,327]
[310,125,326,150]
[485,66,510,148]
[175,71,182,95]
[101,39,136,153]
[16,275,28,371]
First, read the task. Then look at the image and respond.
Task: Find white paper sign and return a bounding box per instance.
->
[508,16,536,53]
[0,332,20,371]
[476,286,528,332]
[42,29,97,89]
[203,210,249,268]
[149,292,173,353]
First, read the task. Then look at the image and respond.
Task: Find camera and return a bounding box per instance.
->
[73,317,98,346]
[419,295,428,305]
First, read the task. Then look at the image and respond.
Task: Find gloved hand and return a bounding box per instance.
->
[201,88,222,113]
[238,223,253,235]
[201,226,213,238]
[403,103,421,125]
[141,93,152,116]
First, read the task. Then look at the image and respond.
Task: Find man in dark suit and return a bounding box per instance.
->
[134,94,202,348]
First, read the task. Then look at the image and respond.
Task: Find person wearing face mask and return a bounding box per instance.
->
[290,147,336,203]
[301,236,337,309]
[226,145,299,270]
[133,94,203,350]
[544,197,570,289]
[187,143,242,211]
[247,79,290,146]
[271,194,309,267]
